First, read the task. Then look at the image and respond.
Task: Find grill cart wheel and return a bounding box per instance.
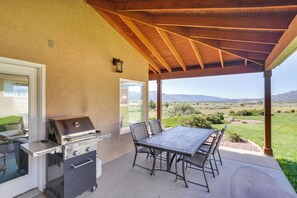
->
[91,184,97,192]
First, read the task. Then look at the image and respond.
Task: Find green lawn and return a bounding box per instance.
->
[213,113,297,192]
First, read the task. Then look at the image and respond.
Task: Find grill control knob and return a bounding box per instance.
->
[73,151,80,156]
[86,147,92,152]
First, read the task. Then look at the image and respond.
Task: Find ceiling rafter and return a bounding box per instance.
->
[216,40,275,53]
[188,28,283,44]
[156,28,187,71]
[219,50,224,68]
[120,16,172,73]
[86,0,264,66]
[225,50,269,60]
[154,16,292,31]
[115,0,297,11]
[192,38,263,65]
[149,62,264,80]
[189,40,204,69]
[95,9,162,74]
[149,64,158,74]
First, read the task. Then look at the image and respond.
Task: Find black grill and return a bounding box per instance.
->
[44,116,98,198]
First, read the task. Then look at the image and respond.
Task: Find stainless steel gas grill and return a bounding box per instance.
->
[21,116,99,198]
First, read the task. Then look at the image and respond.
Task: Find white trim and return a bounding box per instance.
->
[119,78,146,135]
[0,57,46,195]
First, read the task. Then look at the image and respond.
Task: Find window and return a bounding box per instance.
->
[120,79,145,134]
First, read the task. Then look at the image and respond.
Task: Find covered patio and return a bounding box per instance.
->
[1,0,297,197]
[18,148,296,198]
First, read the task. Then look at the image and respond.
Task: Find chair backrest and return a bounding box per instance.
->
[130,122,149,142]
[214,125,227,151]
[148,119,163,135]
[203,131,221,167]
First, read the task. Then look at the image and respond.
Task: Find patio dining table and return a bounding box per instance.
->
[137,126,214,187]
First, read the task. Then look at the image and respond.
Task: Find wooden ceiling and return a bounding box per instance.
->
[86,0,297,80]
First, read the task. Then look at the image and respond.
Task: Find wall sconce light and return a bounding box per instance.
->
[113,58,123,73]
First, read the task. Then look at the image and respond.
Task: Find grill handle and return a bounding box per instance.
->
[64,134,95,142]
[71,158,93,169]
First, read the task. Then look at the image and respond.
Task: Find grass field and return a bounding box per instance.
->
[213,113,297,192]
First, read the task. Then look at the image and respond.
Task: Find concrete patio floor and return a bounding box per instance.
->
[79,148,296,198]
[17,148,296,198]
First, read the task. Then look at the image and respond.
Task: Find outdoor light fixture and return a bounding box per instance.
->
[113,58,123,73]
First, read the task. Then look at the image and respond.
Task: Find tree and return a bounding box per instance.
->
[149,100,156,110]
[163,102,169,108]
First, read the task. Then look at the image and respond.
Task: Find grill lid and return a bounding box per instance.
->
[48,116,96,145]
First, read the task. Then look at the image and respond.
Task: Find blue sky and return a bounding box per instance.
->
[149,51,297,99]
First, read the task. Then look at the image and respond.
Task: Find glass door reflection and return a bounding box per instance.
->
[0,73,29,184]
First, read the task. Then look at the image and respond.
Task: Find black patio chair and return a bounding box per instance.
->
[198,125,227,175]
[176,131,220,192]
[130,122,160,175]
[148,119,167,168]
[148,119,164,135]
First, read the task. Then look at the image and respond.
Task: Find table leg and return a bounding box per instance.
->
[166,152,170,171]
[151,149,156,176]
[170,153,176,169]
[182,155,188,188]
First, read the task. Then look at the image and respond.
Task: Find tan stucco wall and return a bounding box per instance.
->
[0,0,148,163]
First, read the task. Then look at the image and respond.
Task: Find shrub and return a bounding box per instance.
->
[205,112,224,124]
[229,110,235,116]
[162,116,181,127]
[163,102,169,108]
[276,110,282,113]
[180,115,212,129]
[291,109,295,113]
[167,103,201,117]
[227,132,241,142]
[149,100,156,110]
[230,109,264,116]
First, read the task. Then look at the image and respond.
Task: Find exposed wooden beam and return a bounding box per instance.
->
[189,40,204,69]
[156,29,187,71]
[219,50,224,68]
[95,9,162,74]
[265,15,297,70]
[188,28,283,44]
[217,40,275,53]
[149,63,263,80]
[120,16,172,73]
[225,50,269,60]
[245,59,248,66]
[149,65,157,74]
[115,0,297,11]
[87,0,263,65]
[155,16,292,31]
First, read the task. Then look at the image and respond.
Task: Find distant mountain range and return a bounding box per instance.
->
[147,90,297,103]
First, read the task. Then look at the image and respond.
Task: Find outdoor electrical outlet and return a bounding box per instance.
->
[48,39,54,48]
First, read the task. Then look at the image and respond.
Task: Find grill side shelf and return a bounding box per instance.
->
[20,140,62,157]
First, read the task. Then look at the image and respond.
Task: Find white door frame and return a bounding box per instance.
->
[0,57,46,196]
